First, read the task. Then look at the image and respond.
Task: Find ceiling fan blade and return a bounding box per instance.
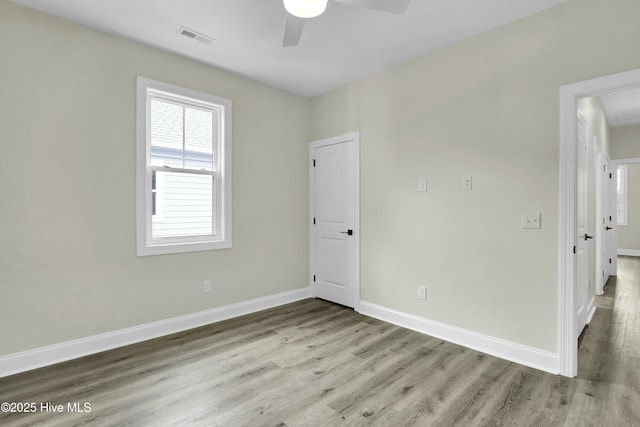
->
[282,13,306,47]
[332,0,411,15]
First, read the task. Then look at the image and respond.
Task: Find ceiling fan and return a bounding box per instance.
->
[282,0,412,47]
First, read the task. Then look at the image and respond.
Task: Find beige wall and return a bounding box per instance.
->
[578,96,610,304]
[311,0,640,352]
[610,124,640,159]
[611,125,640,250]
[4,0,640,360]
[618,164,640,251]
[0,1,310,356]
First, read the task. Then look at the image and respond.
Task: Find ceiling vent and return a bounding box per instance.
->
[177,26,214,44]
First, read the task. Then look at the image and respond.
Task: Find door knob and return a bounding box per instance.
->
[584,234,593,240]
[340,229,353,236]
[605,227,613,231]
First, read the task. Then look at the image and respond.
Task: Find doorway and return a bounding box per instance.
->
[559,67,640,377]
[309,132,360,309]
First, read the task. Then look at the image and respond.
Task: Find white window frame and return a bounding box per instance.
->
[136,77,232,256]
[617,164,628,226]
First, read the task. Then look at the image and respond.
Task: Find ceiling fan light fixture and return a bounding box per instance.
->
[283,0,328,18]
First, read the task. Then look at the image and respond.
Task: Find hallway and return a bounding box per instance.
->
[568,255,640,425]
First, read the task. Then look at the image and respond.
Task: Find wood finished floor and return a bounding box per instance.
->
[1,258,639,426]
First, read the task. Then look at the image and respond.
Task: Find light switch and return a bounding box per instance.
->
[418,178,427,192]
[521,213,542,229]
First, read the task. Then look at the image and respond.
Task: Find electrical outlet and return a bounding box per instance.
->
[418,286,427,300]
[463,176,472,190]
[203,280,212,293]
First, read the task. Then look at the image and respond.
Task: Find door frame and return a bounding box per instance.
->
[309,131,361,310]
[559,67,640,377]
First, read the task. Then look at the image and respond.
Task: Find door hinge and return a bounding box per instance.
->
[313,275,316,282]
[609,258,612,264]
[609,173,613,179]
[573,246,576,254]
[313,159,316,167]
[313,217,316,225]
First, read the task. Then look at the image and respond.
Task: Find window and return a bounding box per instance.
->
[151,170,165,221]
[137,77,232,255]
[617,164,627,226]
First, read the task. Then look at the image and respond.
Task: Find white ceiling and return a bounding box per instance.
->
[600,87,640,127]
[11,0,568,97]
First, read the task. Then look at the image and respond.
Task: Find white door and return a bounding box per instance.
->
[602,156,614,289]
[595,144,612,295]
[576,116,590,338]
[608,163,618,277]
[310,133,359,308]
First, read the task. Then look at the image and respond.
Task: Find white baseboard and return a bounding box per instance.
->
[0,287,311,379]
[618,249,640,257]
[358,301,559,375]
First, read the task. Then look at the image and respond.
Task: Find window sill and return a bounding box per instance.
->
[137,239,232,256]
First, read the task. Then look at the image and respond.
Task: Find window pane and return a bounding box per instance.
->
[150,99,183,168]
[185,107,215,170]
[617,165,627,225]
[151,171,213,239]
[617,167,622,194]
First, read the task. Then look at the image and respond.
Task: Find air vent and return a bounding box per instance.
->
[177,26,214,44]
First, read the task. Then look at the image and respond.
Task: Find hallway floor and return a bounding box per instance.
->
[567,255,640,425]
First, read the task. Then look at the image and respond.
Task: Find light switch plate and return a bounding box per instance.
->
[521,213,542,229]
[418,178,427,192]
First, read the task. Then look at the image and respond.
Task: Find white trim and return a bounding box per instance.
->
[587,296,596,325]
[358,301,558,374]
[0,287,311,379]
[309,131,361,311]
[136,76,233,256]
[559,84,578,378]
[559,67,640,377]
[618,249,640,256]
[614,157,640,165]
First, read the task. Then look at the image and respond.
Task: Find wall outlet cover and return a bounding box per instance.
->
[463,176,472,190]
